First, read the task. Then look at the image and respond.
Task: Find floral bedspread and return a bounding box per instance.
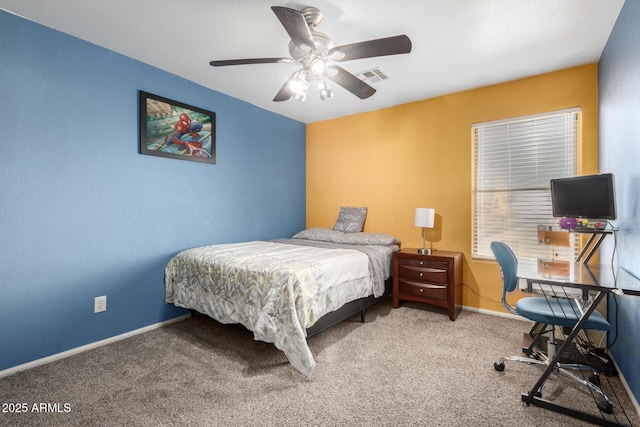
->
[165,240,378,376]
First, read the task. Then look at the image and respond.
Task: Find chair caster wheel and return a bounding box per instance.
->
[494,362,505,371]
[597,401,613,414]
[589,374,600,386]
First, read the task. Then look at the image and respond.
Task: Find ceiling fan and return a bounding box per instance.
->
[209,6,412,102]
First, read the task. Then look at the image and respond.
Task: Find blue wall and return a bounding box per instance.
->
[0,11,306,371]
[599,0,640,404]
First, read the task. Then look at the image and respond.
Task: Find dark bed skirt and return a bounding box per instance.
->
[306,277,392,338]
[190,278,392,339]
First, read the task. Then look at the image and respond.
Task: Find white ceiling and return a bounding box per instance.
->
[0,0,625,124]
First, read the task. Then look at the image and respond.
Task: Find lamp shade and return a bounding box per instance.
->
[415,208,435,228]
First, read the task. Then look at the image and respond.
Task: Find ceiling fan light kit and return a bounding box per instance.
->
[290,69,311,101]
[317,76,334,101]
[210,6,412,102]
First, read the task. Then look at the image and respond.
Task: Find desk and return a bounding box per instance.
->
[517,259,640,426]
[518,258,614,300]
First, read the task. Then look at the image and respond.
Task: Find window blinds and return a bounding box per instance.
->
[472,108,579,260]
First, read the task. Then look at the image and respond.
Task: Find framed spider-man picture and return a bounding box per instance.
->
[139,91,216,164]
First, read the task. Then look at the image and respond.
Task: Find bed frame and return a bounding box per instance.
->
[306,277,392,338]
[191,278,392,339]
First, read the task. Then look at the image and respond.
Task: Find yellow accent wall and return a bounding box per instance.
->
[306,64,599,314]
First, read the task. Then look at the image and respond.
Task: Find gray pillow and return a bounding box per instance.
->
[292,227,400,246]
[292,228,344,243]
[333,206,368,233]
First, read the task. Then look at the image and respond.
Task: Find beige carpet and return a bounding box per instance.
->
[1,297,637,426]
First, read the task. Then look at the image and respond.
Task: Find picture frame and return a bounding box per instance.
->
[139,91,216,164]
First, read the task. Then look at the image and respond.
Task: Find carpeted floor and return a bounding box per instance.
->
[1,298,637,426]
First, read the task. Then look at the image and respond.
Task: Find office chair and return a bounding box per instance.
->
[490,241,613,413]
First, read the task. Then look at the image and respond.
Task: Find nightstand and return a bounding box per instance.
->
[392,248,463,321]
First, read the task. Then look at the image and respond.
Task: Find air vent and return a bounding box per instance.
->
[355,67,389,84]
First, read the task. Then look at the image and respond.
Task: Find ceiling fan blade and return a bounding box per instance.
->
[325,66,376,99]
[329,35,412,61]
[273,71,299,102]
[210,58,295,67]
[271,6,315,52]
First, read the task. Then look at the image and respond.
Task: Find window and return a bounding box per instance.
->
[472,108,580,260]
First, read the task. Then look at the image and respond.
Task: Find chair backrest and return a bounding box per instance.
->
[490,241,519,314]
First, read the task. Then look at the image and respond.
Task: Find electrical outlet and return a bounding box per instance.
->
[94,296,107,313]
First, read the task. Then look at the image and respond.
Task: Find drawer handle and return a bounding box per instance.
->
[419,261,424,265]
[419,273,423,277]
[419,288,424,293]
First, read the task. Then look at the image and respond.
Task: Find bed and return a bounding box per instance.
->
[165,227,400,376]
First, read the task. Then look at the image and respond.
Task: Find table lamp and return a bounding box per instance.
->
[415,208,435,254]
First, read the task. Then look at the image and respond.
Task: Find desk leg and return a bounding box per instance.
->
[520,394,623,427]
[521,290,621,426]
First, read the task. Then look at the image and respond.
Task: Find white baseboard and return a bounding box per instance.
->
[608,352,640,417]
[461,304,525,321]
[0,314,191,379]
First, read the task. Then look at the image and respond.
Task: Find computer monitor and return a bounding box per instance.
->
[550,173,616,220]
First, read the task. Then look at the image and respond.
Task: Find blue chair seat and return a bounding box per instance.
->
[516,297,610,331]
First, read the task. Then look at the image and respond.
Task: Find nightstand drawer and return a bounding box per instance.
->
[397,264,448,284]
[399,279,447,302]
[398,258,448,270]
